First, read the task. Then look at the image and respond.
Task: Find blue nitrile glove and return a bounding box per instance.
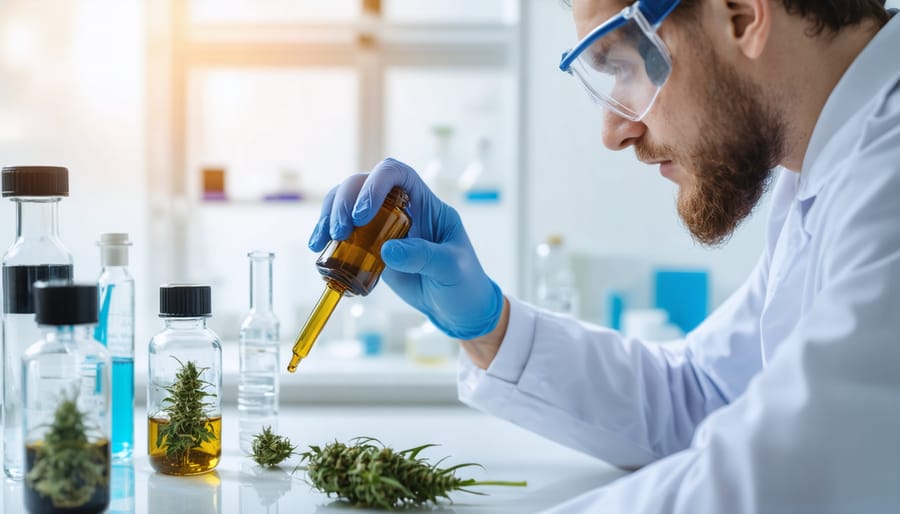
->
[308,158,504,340]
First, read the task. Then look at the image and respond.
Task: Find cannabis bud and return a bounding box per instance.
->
[298,437,526,510]
[250,426,297,467]
[25,395,109,509]
[156,358,217,462]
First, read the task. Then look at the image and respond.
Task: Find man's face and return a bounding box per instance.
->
[573,0,785,245]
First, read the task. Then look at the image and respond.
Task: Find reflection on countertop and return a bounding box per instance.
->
[1,406,627,513]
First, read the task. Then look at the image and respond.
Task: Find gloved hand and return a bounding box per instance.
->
[308,158,504,340]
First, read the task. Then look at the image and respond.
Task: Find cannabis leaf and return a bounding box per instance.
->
[297,437,526,510]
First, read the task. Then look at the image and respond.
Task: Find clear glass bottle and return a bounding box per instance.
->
[405,319,457,366]
[2,165,73,480]
[238,251,280,454]
[421,125,459,201]
[534,235,580,316]
[22,282,111,514]
[346,298,386,357]
[147,284,222,475]
[458,136,502,203]
[95,233,135,462]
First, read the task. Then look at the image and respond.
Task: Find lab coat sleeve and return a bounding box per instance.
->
[457,257,768,468]
[457,170,793,469]
[541,108,900,513]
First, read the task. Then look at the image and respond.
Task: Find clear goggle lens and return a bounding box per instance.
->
[564,7,671,121]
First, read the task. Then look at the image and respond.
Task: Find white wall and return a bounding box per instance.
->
[521,0,772,322]
[0,0,149,341]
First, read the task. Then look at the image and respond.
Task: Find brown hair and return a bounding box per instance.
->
[671,0,889,36]
[562,1,890,36]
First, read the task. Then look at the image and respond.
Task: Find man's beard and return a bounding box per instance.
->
[637,49,785,246]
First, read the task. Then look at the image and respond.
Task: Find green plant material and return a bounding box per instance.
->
[297,437,527,510]
[251,426,298,467]
[156,358,217,461]
[26,393,108,508]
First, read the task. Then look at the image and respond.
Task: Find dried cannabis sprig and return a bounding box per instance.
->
[26,394,108,508]
[251,426,298,467]
[298,437,526,510]
[157,358,217,461]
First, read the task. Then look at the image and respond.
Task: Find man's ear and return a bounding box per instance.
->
[714,0,772,59]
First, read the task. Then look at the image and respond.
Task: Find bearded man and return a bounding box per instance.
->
[311,1,900,511]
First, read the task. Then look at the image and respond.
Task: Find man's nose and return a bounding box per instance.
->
[601,109,646,151]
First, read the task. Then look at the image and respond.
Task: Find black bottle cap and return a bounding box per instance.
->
[34,282,98,326]
[159,284,212,318]
[2,166,69,197]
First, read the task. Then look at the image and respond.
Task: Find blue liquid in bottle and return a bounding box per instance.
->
[96,234,135,462]
[111,357,135,458]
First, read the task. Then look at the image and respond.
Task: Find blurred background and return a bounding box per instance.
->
[4,0,890,404]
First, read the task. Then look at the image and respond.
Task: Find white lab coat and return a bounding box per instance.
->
[458,13,900,514]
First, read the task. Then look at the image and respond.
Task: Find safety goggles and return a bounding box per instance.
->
[559,0,679,121]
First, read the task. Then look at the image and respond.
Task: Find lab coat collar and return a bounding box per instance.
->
[797,13,900,201]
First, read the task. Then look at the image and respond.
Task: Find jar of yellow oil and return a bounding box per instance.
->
[288,186,411,371]
[147,284,222,475]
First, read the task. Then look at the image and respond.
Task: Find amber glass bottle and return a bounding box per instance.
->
[288,186,411,371]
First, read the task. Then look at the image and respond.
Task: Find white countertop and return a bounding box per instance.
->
[2,405,628,513]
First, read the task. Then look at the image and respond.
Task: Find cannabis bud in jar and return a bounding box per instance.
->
[22,282,111,513]
[147,284,223,476]
[149,358,220,475]
[25,396,110,513]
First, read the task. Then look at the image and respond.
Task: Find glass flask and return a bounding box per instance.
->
[238,251,280,454]
[405,319,457,366]
[147,285,222,475]
[95,233,135,462]
[534,235,580,316]
[288,186,411,371]
[22,283,111,514]
[458,136,502,203]
[421,125,459,201]
[2,165,74,480]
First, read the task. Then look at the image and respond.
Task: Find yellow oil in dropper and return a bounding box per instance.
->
[288,186,411,372]
[287,282,343,372]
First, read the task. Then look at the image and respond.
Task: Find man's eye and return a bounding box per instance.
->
[591,53,633,79]
[608,59,634,79]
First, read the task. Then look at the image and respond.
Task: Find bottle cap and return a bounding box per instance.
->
[98,233,131,267]
[159,284,212,318]
[2,166,69,197]
[34,282,98,326]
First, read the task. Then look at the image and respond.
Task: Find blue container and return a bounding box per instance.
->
[653,269,709,334]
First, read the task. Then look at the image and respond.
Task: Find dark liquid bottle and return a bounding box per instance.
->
[2,166,73,480]
[288,186,411,371]
[22,283,111,514]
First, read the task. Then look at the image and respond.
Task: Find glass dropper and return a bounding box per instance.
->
[288,281,345,371]
[287,186,412,373]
